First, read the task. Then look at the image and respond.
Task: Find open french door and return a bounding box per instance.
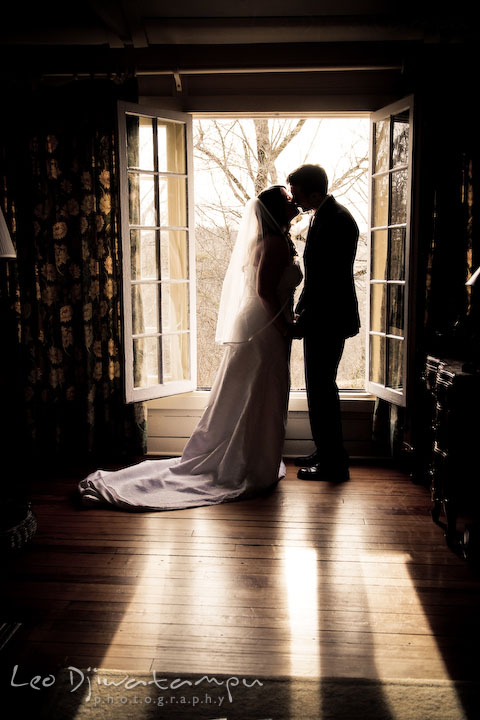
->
[117,102,196,403]
[366,96,415,406]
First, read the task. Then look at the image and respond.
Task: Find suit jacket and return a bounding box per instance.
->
[295,195,360,339]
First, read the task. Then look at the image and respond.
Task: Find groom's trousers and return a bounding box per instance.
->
[303,332,347,467]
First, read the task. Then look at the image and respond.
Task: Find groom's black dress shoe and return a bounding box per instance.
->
[297,463,350,482]
[294,452,319,467]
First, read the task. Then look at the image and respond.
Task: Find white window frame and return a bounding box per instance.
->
[117,105,378,454]
[366,96,415,407]
[117,101,197,403]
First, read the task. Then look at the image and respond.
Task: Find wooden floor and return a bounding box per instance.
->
[3,462,480,681]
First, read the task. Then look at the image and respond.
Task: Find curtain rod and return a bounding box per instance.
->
[42,64,402,79]
[136,65,402,75]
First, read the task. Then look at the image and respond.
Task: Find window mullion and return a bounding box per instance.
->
[152,117,164,387]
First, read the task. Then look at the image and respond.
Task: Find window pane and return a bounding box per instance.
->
[371,229,388,280]
[158,120,186,173]
[161,282,189,332]
[162,333,190,382]
[374,119,390,173]
[387,337,403,390]
[129,173,156,226]
[373,174,389,228]
[126,115,155,171]
[370,334,385,385]
[132,283,159,334]
[388,283,404,336]
[133,336,160,388]
[159,177,187,227]
[131,229,158,281]
[392,111,409,167]
[370,282,386,333]
[389,228,405,281]
[161,230,189,280]
[390,169,408,225]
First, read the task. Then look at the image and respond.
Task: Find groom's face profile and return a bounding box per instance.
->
[289,184,318,212]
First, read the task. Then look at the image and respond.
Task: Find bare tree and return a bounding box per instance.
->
[193,118,369,388]
[194,118,309,210]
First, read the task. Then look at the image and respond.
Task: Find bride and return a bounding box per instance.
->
[78,185,302,510]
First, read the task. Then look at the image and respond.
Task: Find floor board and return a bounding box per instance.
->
[2,462,480,683]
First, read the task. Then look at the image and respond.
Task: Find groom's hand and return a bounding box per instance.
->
[288,321,304,340]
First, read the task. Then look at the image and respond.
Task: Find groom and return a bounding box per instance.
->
[287,164,360,481]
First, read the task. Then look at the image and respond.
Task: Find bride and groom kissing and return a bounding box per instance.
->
[78,164,360,511]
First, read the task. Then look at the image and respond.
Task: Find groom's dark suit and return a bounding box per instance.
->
[295,194,360,468]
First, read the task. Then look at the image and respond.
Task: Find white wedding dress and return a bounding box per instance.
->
[78,199,302,511]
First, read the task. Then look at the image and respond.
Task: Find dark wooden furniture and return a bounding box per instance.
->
[423,355,480,557]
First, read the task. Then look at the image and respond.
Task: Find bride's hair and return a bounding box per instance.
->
[257,185,297,257]
[257,185,289,230]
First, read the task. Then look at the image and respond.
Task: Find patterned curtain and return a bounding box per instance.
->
[0,80,146,466]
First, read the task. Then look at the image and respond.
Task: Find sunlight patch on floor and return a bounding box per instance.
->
[283,546,321,678]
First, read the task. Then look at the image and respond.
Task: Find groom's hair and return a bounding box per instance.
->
[287,164,328,196]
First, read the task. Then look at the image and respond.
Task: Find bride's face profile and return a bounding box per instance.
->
[280,187,300,224]
[257,185,299,230]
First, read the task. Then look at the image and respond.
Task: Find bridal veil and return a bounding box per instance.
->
[215,197,289,345]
